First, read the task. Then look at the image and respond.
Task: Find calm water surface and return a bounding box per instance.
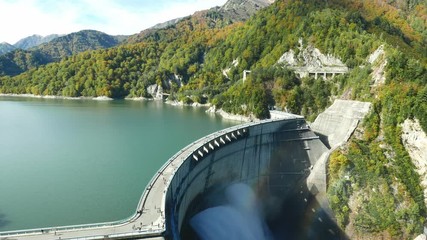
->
[0,97,237,231]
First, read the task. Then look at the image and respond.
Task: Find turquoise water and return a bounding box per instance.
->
[0,97,236,231]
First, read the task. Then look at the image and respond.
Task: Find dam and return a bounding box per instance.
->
[0,100,370,239]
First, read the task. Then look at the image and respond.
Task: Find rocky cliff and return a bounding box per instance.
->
[277,40,348,78]
[219,0,275,22]
[401,118,427,207]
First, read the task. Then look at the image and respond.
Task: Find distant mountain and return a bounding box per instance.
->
[150,17,184,30]
[0,30,121,76]
[0,42,16,55]
[113,35,130,43]
[36,30,120,61]
[0,49,50,76]
[14,34,62,50]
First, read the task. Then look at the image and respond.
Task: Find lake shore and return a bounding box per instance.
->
[0,93,113,101]
[0,93,251,122]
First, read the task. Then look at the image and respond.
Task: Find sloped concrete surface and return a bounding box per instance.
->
[306,99,371,222]
[310,99,371,149]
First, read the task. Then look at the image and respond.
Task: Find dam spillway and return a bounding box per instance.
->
[0,112,353,240]
[165,115,343,239]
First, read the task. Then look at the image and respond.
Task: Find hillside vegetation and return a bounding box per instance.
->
[0,30,122,76]
[0,0,426,237]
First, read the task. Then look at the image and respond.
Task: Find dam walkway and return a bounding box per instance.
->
[0,113,302,240]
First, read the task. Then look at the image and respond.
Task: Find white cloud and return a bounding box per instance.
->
[0,0,227,44]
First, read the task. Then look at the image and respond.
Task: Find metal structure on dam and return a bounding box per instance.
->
[1,101,372,239]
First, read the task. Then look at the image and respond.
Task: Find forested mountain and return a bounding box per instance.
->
[36,30,121,60]
[13,34,62,50]
[0,0,426,237]
[0,30,123,76]
[0,42,16,55]
[0,49,51,76]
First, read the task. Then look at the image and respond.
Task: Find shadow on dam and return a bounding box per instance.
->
[165,118,348,240]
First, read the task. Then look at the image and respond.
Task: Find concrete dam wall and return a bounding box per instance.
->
[1,100,370,239]
[165,117,343,239]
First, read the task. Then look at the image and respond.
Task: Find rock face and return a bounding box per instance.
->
[147,84,164,100]
[367,45,387,87]
[219,0,275,22]
[278,40,348,79]
[401,118,427,206]
[221,0,274,10]
[150,17,183,30]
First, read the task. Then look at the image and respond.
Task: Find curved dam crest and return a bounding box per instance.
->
[0,100,370,240]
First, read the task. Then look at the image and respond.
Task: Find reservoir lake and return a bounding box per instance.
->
[0,97,237,231]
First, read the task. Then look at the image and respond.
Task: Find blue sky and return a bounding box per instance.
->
[0,0,228,44]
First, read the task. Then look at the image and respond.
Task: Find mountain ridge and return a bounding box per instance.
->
[14,34,62,50]
[36,30,120,61]
[0,30,122,76]
[0,0,271,76]
[0,42,16,55]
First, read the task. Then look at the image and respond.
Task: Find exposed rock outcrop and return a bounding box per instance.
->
[278,40,348,79]
[219,0,275,22]
[222,59,239,78]
[401,118,427,206]
[367,45,387,87]
[150,18,183,30]
[147,84,164,100]
[206,105,256,122]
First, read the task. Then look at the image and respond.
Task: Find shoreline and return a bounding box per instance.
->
[0,93,252,122]
[0,93,113,101]
[206,106,256,122]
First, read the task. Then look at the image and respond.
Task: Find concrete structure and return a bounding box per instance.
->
[0,100,370,239]
[310,99,371,149]
[291,66,348,80]
[165,115,340,239]
[243,70,251,82]
[277,42,349,80]
[306,100,371,223]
